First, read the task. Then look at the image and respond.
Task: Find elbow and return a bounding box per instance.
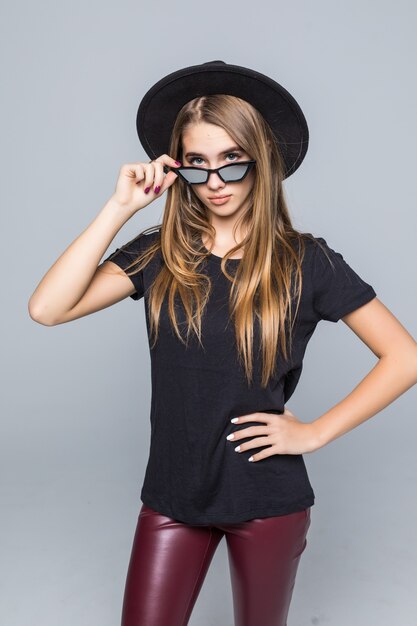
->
[28,299,56,326]
[412,349,417,384]
[386,346,417,385]
[405,344,417,381]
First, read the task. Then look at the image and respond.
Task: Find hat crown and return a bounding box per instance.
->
[201,60,226,67]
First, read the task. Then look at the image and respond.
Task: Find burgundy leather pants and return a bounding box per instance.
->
[121,503,312,626]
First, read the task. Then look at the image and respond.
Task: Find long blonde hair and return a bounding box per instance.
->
[116,94,328,388]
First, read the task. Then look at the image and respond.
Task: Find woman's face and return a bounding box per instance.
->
[181,122,255,220]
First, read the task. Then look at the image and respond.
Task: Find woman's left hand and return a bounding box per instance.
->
[226,407,319,460]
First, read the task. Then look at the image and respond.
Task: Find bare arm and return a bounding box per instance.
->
[225,298,417,460]
[28,156,180,326]
[311,297,417,449]
[28,196,135,325]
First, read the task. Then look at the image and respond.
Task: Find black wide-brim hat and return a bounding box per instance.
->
[136,60,309,179]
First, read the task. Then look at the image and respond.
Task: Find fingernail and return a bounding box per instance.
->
[234,445,241,452]
[144,187,150,194]
[154,186,160,194]
[175,161,181,166]
[248,456,254,462]
[226,434,234,440]
[231,417,238,423]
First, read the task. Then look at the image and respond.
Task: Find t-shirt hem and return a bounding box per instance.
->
[102,251,143,300]
[327,287,377,322]
[140,491,315,525]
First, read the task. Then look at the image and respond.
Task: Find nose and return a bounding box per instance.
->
[206,170,226,189]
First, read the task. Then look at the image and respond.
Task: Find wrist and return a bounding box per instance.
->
[101,195,134,225]
[309,419,329,451]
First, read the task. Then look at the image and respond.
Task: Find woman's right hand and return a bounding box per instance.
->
[112,154,182,215]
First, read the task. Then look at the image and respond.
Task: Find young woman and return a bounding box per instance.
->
[29,61,417,626]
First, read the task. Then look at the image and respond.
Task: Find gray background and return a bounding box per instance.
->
[2,1,417,624]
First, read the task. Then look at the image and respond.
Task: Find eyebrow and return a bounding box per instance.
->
[184,145,243,159]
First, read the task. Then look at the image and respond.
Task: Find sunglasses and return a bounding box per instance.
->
[163,160,256,186]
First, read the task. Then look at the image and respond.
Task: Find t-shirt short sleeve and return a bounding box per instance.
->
[312,237,377,322]
[101,234,146,301]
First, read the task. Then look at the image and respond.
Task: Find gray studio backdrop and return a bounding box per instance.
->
[2,1,417,625]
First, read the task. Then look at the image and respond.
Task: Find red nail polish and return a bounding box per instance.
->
[175,161,181,166]
[154,186,160,194]
[144,187,150,194]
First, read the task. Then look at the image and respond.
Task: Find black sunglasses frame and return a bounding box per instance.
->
[164,160,256,186]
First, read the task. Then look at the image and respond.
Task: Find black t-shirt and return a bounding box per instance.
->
[102,229,377,525]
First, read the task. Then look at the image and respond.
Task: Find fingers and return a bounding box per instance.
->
[143,162,156,193]
[148,154,181,195]
[149,160,165,194]
[229,425,269,439]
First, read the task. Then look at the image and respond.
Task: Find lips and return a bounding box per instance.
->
[208,195,230,199]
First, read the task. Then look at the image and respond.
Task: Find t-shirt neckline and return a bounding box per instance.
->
[200,237,242,263]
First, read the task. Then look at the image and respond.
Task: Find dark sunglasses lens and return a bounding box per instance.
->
[220,163,251,182]
[179,169,208,184]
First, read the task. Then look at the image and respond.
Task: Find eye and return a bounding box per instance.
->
[225,152,241,161]
[190,157,204,165]
[189,152,242,166]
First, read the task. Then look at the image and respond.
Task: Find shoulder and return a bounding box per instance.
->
[142,226,162,242]
[295,232,376,322]
[120,225,162,255]
[291,233,333,270]
[293,232,361,292]
[135,225,161,246]
[295,233,348,270]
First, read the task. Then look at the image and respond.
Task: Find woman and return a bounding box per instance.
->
[29,61,417,626]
